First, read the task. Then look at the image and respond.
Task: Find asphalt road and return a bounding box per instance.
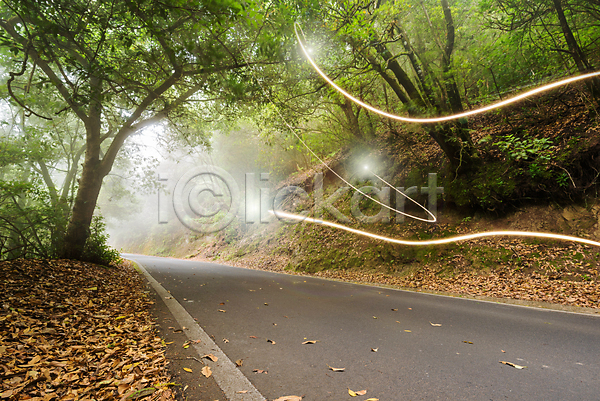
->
[127,254,600,400]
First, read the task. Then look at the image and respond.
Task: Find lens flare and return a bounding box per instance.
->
[294,24,600,124]
[270,210,600,248]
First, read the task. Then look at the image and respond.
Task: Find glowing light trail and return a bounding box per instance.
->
[294,24,600,124]
[271,210,600,248]
[238,34,437,223]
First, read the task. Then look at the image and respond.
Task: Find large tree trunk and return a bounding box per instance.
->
[60,154,105,259]
[60,83,106,260]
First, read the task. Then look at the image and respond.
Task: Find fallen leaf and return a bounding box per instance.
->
[501,350,506,353]
[348,388,357,397]
[264,303,269,306]
[273,396,303,401]
[404,330,411,333]
[201,366,212,377]
[463,341,473,344]
[236,390,248,394]
[429,322,442,326]
[203,353,218,362]
[267,339,276,345]
[252,369,268,374]
[365,398,380,401]
[499,361,527,369]
[372,316,378,319]
[371,348,378,352]
[327,364,345,372]
[85,286,98,291]
[302,340,319,344]
[223,338,229,343]
[183,368,193,373]
[126,387,156,399]
[391,308,398,311]
[218,309,226,313]
[355,390,367,396]
[219,302,225,305]
[249,336,257,339]
[235,359,244,367]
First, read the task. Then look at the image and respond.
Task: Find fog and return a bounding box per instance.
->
[101,122,305,253]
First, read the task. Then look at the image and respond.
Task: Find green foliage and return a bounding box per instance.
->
[495,134,555,163]
[0,181,67,259]
[81,216,122,266]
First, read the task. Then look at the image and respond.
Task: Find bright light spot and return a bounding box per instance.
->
[364,165,369,170]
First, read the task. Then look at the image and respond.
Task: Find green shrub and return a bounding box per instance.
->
[81,216,122,266]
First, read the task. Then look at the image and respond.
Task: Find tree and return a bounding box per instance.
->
[481,0,600,99]
[0,0,272,259]
[318,0,478,174]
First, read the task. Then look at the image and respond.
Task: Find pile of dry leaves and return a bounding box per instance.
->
[0,259,175,400]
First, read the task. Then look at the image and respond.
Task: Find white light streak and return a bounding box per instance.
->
[271,210,600,248]
[294,24,600,124]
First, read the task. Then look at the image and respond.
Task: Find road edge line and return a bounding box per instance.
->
[128,257,267,401]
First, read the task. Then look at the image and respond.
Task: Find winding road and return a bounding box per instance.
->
[126,254,600,400]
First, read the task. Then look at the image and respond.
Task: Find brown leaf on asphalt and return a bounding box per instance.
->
[302,340,319,344]
[355,390,367,395]
[371,348,378,352]
[252,369,268,374]
[327,364,345,372]
[249,335,257,339]
[236,390,248,394]
[463,341,473,344]
[365,398,380,401]
[201,366,213,377]
[429,322,442,326]
[203,353,218,362]
[219,302,225,305]
[218,309,226,313]
[348,388,357,397]
[235,359,244,367]
[273,396,303,401]
[500,361,527,369]
[391,308,398,311]
[223,338,229,343]
[267,339,276,344]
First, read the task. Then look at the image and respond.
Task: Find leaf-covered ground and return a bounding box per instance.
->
[191,217,600,311]
[0,259,176,400]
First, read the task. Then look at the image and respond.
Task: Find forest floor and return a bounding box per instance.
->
[0,259,179,401]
